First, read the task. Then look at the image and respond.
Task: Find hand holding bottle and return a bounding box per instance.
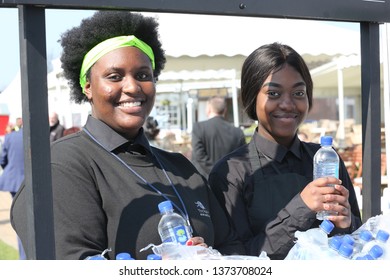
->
[300,177,352,229]
[186,236,208,247]
[300,176,341,211]
[323,184,352,229]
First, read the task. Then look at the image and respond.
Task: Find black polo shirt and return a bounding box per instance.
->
[11,115,245,259]
[209,131,362,259]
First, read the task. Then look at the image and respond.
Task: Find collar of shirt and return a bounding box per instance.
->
[84,115,152,154]
[253,131,303,163]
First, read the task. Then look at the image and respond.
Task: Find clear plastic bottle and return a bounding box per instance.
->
[375,230,390,259]
[313,135,340,220]
[147,253,162,260]
[341,234,355,247]
[85,248,111,260]
[157,200,192,245]
[328,235,343,252]
[353,230,373,255]
[326,235,343,258]
[116,252,135,260]
[360,229,389,260]
[337,242,354,259]
[303,219,335,246]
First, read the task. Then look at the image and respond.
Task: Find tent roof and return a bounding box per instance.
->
[146,13,361,57]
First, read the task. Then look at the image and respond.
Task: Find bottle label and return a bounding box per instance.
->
[163,225,190,245]
[314,163,339,181]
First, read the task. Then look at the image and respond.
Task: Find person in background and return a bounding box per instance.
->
[11,10,244,260]
[13,117,23,132]
[191,96,246,178]
[0,122,26,259]
[4,123,14,135]
[143,116,160,147]
[208,42,362,260]
[49,111,65,142]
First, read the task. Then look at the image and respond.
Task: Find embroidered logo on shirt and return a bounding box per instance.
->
[195,201,210,217]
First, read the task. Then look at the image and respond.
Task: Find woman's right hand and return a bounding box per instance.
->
[186,236,208,247]
[300,177,343,212]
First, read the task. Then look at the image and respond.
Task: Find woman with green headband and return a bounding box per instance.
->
[11,10,245,260]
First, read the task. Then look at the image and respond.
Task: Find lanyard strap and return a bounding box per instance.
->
[82,128,192,231]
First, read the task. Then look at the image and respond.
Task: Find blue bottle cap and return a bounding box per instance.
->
[342,234,355,246]
[376,229,390,243]
[368,245,384,259]
[116,252,135,260]
[320,136,333,146]
[359,230,373,242]
[158,200,173,213]
[338,242,353,258]
[147,254,162,260]
[329,236,343,251]
[319,219,334,234]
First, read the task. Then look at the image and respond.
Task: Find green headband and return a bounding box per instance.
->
[79,35,155,93]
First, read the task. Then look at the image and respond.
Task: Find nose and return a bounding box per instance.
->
[279,94,295,110]
[122,76,141,94]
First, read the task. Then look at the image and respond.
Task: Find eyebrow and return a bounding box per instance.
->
[262,81,306,88]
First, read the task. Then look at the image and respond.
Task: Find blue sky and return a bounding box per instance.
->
[0,8,96,91]
[0,8,360,92]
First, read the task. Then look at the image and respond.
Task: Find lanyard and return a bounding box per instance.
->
[83,128,192,232]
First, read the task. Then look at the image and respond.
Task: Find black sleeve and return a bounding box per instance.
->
[209,166,317,259]
[206,183,246,255]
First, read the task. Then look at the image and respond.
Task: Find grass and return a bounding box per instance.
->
[0,239,18,260]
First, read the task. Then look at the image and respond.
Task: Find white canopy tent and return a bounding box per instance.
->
[0,13,363,130]
[149,13,363,132]
[149,13,361,57]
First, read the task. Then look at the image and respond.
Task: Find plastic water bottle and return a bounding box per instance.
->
[326,235,343,258]
[360,229,389,260]
[157,200,192,245]
[304,219,335,246]
[116,252,135,260]
[375,230,390,259]
[147,253,162,260]
[337,242,354,259]
[313,135,340,220]
[341,234,355,247]
[353,230,373,254]
[328,235,343,252]
[85,248,111,260]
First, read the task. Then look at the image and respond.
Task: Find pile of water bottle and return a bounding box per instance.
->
[140,200,269,260]
[86,200,270,260]
[285,213,390,260]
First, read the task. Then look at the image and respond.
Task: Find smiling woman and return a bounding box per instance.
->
[208,42,362,260]
[10,10,246,260]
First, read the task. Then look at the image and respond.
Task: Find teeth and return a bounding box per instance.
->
[119,101,142,107]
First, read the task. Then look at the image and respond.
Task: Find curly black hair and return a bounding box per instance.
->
[59,10,166,104]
